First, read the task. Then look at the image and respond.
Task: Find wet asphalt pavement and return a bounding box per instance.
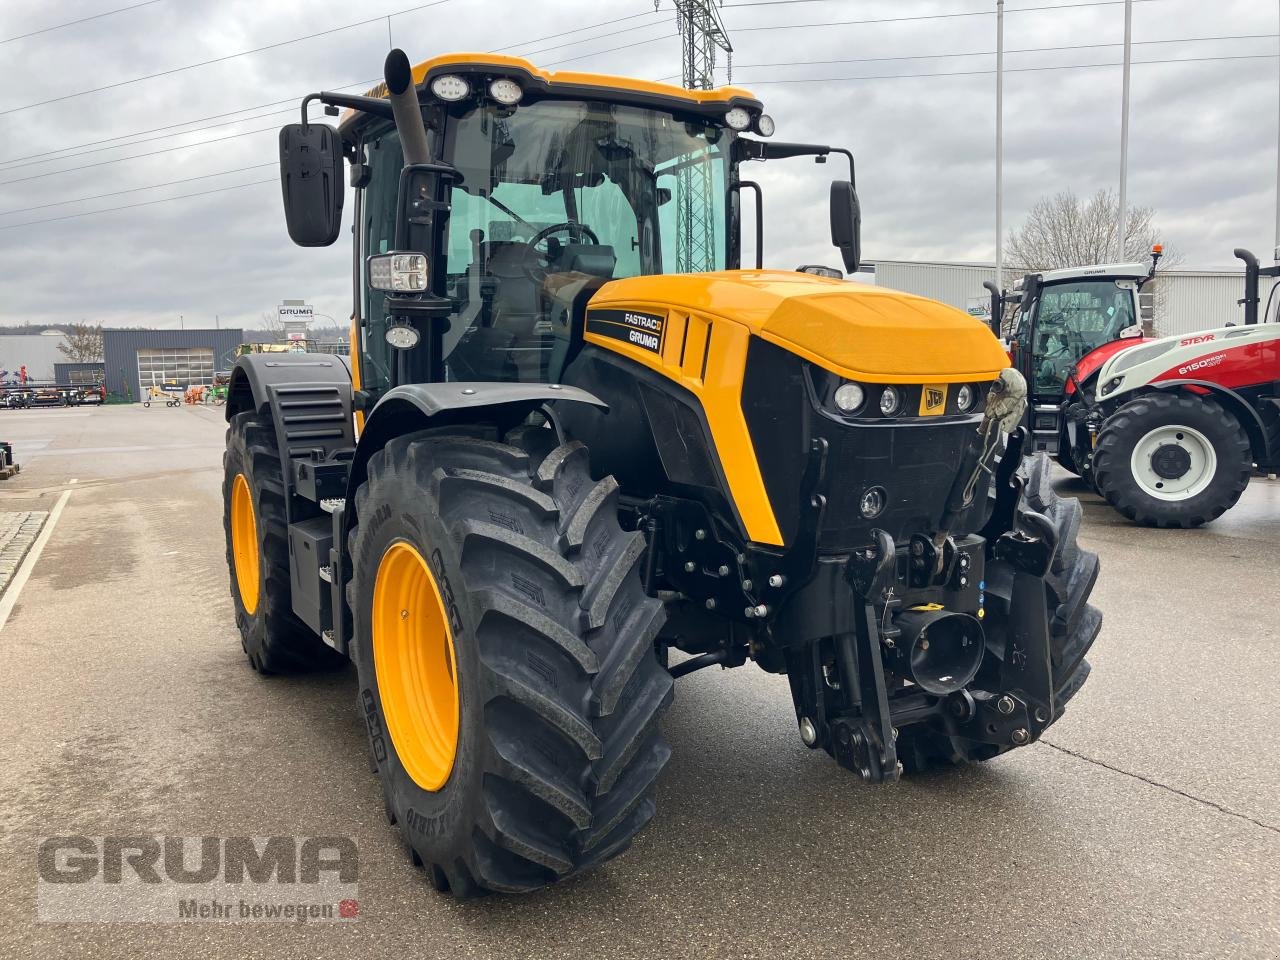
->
[0,404,1276,958]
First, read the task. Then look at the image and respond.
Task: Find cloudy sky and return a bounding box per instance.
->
[1,0,1276,330]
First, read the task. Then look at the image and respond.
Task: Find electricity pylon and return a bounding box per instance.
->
[658,1,732,272]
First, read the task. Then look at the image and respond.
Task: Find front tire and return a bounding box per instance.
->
[1093,393,1252,527]
[349,427,672,897]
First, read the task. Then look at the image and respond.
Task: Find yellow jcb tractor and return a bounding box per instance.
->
[223,49,1101,897]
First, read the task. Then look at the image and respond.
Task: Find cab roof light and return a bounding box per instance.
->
[724,107,751,131]
[430,74,470,102]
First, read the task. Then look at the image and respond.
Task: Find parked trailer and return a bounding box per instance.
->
[0,381,105,408]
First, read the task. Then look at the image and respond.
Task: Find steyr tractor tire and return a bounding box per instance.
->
[1093,393,1252,528]
[347,427,672,897]
[898,453,1102,774]
[223,410,345,673]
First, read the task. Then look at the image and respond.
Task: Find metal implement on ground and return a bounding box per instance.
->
[219,48,1103,898]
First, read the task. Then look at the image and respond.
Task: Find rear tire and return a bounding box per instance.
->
[223,410,345,673]
[348,426,672,897]
[1093,393,1252,527]
[898,453,1102,773]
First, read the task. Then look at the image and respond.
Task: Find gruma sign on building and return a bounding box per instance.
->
[278,300,314,341]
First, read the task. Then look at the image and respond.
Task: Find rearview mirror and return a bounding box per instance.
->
[279,123,345,247]
[829,180,861,273]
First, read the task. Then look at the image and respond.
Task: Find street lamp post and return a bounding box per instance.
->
[1117,0,1133,261]
[995,0,1005,290]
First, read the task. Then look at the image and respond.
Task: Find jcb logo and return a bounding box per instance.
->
[918,384,948,416]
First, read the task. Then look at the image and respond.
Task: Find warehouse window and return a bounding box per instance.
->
[136,347,215,390]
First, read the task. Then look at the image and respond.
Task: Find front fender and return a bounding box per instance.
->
[343,380,608,531]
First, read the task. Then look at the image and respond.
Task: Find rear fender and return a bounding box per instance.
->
[225,352,356,467]
[226,352,352,420]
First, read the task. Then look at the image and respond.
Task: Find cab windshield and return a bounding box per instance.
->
[445,99,728,382]
[1026,279,1137,394]
[360,99,731,389]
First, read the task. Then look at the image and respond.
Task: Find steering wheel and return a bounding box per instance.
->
[519,221,600,282]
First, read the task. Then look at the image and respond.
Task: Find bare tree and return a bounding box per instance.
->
[1005,189,1180,333]
[56,323,104,363]
[260,310,284,338]
[1006,189,1177,272]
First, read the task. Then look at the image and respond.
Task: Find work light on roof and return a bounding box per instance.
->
[488,78,522,105]
[430,74,470,101]
[755,114,775,137]
[724,107,751,131]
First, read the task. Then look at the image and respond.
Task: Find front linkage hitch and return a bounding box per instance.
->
[784,428,1061,784]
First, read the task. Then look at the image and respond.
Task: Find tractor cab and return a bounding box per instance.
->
[986,247,1160,466]
[282,52,860,409]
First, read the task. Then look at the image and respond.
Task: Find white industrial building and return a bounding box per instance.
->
[866,260,1275,337]
[0,331,69,380]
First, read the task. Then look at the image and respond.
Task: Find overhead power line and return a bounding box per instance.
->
[1,9,663,161]
[726,34,1280,72]
[544,31,680,68]
[735,52,1280,85]
[0,164,277,216]
[491,9,665,55]
[0,0,162,44]
[0,0,455,117]
[4,79,379,167]
[0,124,283,187]
[6,107,298,172]
[0,179,277,231]
[730,0,1173,34]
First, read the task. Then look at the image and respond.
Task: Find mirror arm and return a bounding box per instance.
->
[737,139,856,182]
[300,92,394,127]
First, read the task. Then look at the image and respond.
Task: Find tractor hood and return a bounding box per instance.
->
[588,270,1008,384]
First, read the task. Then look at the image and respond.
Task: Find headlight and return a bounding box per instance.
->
[833,382,865,413]
[488,78,522,105]
[724,107,751,131]
[879,386,901,416]
[956,383,975,412]
[755,113,775,137]
[367,252,428,292]
[1110,339,1175,375]
[1101,376,1124,396]
[430,74,470,101]
[859,486,887,519]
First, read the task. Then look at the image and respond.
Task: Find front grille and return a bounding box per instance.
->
[741,337,986,554]
[812,418,980,551]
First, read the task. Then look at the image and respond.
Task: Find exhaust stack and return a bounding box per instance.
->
[384,48,431,166]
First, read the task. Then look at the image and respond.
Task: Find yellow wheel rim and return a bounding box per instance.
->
[372,541,460,792]
[230,473,260,615]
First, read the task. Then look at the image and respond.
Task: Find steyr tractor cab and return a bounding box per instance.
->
[221,49,1101,897]
[983,247,1161,474]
